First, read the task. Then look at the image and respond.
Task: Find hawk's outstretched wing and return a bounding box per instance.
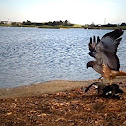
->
[88,29,124,71]
[99,29,123,53]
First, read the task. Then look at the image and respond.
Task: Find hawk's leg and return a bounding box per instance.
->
[91,76,103,82]
[109,78,113,85]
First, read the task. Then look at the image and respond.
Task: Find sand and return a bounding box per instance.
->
[0,80,90,99]
[0,76,126,99]
[0,77,126,126]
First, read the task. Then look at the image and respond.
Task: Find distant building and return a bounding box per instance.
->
[0,21,11,24]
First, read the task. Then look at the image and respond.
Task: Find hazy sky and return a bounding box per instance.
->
[0,0,126,25]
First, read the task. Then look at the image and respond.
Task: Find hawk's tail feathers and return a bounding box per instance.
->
[118,71,126,76]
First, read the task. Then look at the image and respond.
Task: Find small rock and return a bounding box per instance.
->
[6,112,12,116]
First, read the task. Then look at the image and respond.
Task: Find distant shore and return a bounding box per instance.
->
[1,24,126,30]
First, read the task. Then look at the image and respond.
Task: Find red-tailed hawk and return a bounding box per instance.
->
[87,29,126,84]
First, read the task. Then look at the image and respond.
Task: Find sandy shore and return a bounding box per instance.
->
[0,80,91,99]
[0,77,126,99]
[0,77,126,125]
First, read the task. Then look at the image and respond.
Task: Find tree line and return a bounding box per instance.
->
[22,20,74,26]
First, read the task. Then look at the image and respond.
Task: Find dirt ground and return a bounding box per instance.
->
[0,77,126,126]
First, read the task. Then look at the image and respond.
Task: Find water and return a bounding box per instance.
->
[0,27,126,88]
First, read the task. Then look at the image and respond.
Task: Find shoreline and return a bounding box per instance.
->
[0,78,126,125]
[0,77,126,99]
[0,80,90,99]
[1,25,126,30]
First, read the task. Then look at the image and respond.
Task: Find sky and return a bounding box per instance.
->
[0,0,126,25]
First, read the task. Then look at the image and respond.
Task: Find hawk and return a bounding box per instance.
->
[87,29,126,84]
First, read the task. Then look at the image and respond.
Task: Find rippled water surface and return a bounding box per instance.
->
[0,27,126,88]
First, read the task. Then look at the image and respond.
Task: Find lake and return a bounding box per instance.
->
[0,27,126,88]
